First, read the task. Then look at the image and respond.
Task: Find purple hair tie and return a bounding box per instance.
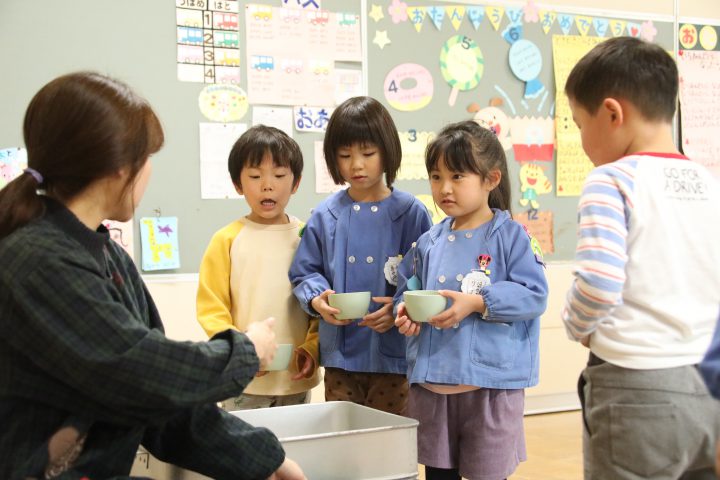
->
[24,168,44,184]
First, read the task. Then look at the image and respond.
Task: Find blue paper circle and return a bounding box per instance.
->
[508,39,542,82]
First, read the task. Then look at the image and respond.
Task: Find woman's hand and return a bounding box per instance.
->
[245,317,277,371]
[310,290,348,326]
[267,457,306,480]
[359,297,395,333]
[291,347,315,380]
[429,290,485,329]
[395,302,422,336]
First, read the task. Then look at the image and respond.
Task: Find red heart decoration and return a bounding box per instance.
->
[631,27,638,36]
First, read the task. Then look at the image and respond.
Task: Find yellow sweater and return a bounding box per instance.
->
[196,216,320,396]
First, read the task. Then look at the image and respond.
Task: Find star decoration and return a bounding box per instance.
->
[369,4,385,23]
[373,30,391,49]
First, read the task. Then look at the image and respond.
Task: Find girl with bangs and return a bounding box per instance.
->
[394,121,548,480]
[289,96,432,415]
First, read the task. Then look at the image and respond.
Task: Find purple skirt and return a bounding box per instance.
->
[407,385,527,480]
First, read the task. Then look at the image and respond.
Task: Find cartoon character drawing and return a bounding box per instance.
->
[519,162,552,209]
[467,98,512,150]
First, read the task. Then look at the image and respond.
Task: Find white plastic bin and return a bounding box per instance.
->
[163,401,418,479]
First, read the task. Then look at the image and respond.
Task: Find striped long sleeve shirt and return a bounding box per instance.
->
[563,153,720,369]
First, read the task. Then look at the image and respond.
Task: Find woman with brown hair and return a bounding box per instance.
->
[0,72,304,480]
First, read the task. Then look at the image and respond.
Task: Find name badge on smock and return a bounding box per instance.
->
[384,255,403,286]
[461,254,493,295]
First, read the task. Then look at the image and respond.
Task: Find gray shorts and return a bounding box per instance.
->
[580,354,720,480]
[407,384,526,480]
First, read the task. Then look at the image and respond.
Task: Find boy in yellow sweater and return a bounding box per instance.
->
[197,125,320,409]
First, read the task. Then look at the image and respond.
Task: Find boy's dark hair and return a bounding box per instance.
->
[228,125,303,188]
[426,120,511,213]
[0,72,164,240]
[323,96,402,187]
[565,37,678,122]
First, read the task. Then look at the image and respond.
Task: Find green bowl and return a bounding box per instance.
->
[266,343,293,371]
[328,291,371,320]
[403,290,447,323]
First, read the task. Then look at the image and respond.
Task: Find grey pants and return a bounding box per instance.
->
[579,354,720,479]
[221,390,310,411]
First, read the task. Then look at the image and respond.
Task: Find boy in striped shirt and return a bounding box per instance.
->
[562,37,720,479]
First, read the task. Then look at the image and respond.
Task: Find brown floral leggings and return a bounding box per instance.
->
[324,367,409,416]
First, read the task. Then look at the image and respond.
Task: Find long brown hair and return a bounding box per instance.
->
[0,72,164,240]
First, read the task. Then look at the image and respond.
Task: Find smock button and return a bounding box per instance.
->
[465,232,473,239]
[371,206,378,212]
[366,256,374,263]
[353,204,360,211]
[456,274,464,281]
[438,275,446,283]
[453,323,460,329]
[448,234,456,242]
[348,256,356,263]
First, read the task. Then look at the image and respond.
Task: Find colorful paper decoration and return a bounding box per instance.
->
[398,130,435,180]
[198,84,248,122]
[539,10,556,34]
[680,24,698,49]
[0,147,27,189]
[440,35,484,106]
[388,0,408,24]
[446,6,465,31]
[470,106,512,150]
[513,210,554,255]
[467,7,483,30]
[593,18,609,37]
[486,6,504,31]
[557,14,574,35]
[609,19,626,37]
[508,39,545,99]
[369,4,384,22]
[384,63,434,112]
[407,6,426,32]
[427,6,445,30]
[626,22,641,38]
[518,163,552,209]
[699,25,719,50]
[294,106,333,132]
[140,217,180,271]
[510,116,555,162]
[506,7,523,26]
[523,0,539,23]
[575,15,592,36]
[640,20,657,41]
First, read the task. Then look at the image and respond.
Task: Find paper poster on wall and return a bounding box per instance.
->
[398,130,435,180]
[552,35,605,196]
[0,147,28,188]
[245,4,359,106]
[508,39,545,99]
[513,210,554,255]
[314,141,346,193]
[335,68,363,105]
[678,49,720,178]
[518,162,553,209]
[440,35,484,106]
[199,122,246,199]
[199,84,249,122]
[252,106,294,137]
[384,63,434,112]
[103,220,134,258]
[294,106,333,132]
[283,0,321,9]
[140,217,180,271]
[469,103,512,150]
[176,0,241,84]
[509,116,555,162]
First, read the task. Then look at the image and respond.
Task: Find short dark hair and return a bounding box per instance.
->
[565,37,678,122]
[426,120,511,212]
[323,96,402,187]
[228,125,303,188]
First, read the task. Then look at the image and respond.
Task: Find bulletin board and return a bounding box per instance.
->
[365,1,674,262]
[0,0,676,274]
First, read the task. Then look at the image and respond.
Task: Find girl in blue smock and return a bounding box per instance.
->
[394,121,548,480]
[289,96,432,415]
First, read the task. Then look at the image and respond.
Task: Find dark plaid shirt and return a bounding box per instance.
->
[0,199,284,479]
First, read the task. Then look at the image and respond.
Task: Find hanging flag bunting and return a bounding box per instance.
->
[467,7,484,30]
[575,15,592,36]
[593,18,609,37]
[539,10,556,34]
[506,7,523,26]
[486,5,505,31]
[609,19,626,37]
[427,5,445,31]
[407,6,426,32]
[557,14,574,35]
[502,22,523,44]
[626,22,641,38]
[446,6,465,31]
